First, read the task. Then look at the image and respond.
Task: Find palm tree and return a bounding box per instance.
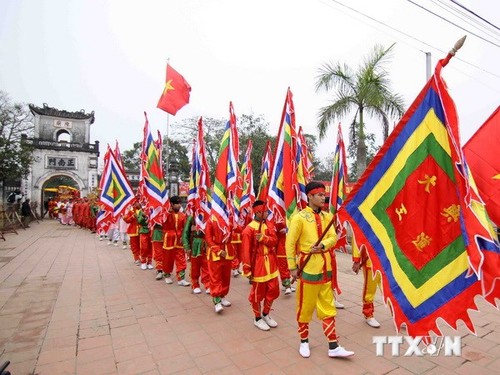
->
[315,43,405,178]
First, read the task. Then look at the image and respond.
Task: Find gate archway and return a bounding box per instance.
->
[39,174,82,218]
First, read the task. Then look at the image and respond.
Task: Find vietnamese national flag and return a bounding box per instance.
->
[463,106,500,226]
[157,64,191,115]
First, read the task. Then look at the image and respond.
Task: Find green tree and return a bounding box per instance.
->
[121,138,190,181]
[346,127,380,181]
[122,141,142,170]
[172,114,273,185]
[171,116,226,182]
[315,44,405,179]
[164,138,190,181]
[237,113,272,182]
[0,91,34,191]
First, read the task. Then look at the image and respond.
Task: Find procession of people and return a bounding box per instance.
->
[36,180,389,360]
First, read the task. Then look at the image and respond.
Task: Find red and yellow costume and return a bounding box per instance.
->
[230,228,243,274]
[241,219,280,318]
[352,242,381,319]
[123,207,140,262]
[205,217,236,304]
[182,216,210,291]
[162,210,187,281]
[286,206,338,343]
[275,222,292,288]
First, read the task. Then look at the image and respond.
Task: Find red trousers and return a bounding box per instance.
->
[190,255,210,289]
[277,256,291,283]
[152,241,164,271]
[208,258,232,298]
[164,247,187,280]
[139,233,152,264]
[129,236,140,262]
[249,278,280,318]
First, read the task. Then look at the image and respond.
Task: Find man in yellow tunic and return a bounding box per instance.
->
[286,181,354,359]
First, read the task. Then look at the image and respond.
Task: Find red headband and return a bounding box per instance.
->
[308,187,325,195]
[253,205,266,213]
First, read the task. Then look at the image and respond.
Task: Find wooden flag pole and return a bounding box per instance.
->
[296,213,337,279]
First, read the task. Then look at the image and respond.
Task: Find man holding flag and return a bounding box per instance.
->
[241,200,280,331]
[286,181,354,359]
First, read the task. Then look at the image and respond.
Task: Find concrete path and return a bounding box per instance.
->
[0,220,499,374]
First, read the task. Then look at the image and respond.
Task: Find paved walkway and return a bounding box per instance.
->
[0,220,499,375]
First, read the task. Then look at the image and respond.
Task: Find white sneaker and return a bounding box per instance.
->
[215,303,223,313]
[254,319,270,331]
[147,264,154,270]
[164,277,173,284]
[107,241,112,246]
[122,244,127,249]
[334,300,345,309]
[328,346,354,357]
[99,236,103,241]
[290,286,296,292]
[221,297,231,307]
[140,263,147,270]
[299,342,310,358]
[284,287,292,295]
[205,288,211,294]
[366,317,381,328]
[113,241,118,247]
[134,260,141,266]
[262,315,278,328]
[232,269,240,277]
[193,287,202,294]
[155,271,163,280]
[178,279,191,287]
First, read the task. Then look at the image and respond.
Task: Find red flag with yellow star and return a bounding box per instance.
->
[157,64,191,115]
[463,106,500,226]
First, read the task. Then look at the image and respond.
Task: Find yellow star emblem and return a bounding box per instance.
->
[493,174,500,180]
[162,79,175,95]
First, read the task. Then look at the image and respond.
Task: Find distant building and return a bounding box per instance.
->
[22,103,100,216]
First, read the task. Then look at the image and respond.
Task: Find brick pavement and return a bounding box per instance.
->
[0,220,499,374]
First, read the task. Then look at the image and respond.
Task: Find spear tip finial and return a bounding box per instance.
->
[450,36,467,55]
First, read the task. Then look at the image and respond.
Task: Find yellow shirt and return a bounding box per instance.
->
[285,206,337,282]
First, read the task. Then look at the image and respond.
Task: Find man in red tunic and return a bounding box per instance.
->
[123,201,141,265]
[205,216,236,313]
[162,196,190,286]
[241,200,280,331]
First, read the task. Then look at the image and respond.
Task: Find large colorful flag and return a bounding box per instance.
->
[329,123,348,216]
[238,140,255,225]
[330,123,349,252]
[140,112,168,226]
[338,51,500,337]
[257,140,273,202]
[186,117,212,231]
[96,206,113,234]
[268,87,299,224]
[210,102,240,241]
[99,145,135,218]
[297,126,315,180]
[114,140,125,171]
[157,63,191,115]
[295,126,312,210]
[463,106,500,226]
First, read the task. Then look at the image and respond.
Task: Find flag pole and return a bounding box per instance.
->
[166,112,170,191]
[165,58,171,195]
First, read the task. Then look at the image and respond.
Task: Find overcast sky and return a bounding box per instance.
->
[1,0,499,162]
